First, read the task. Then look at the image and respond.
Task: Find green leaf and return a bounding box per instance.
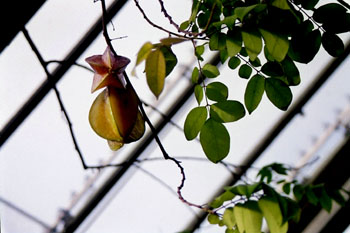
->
[313,3,349,33]
[206,82,229,102]
[282,183,291,194]
[200,119,230,163]
[180,20,190,30]
[262,184,301,223]
[226,182,262,198]
[313,3,346,21]
[208,214,221,225]
[242,28,262,61]
[184,107,207,140]
[195,44,205,59]
[259,29,289,62]
[220,49,229,64]
[238,64,252,79]
[301,0,319,10]
[159,46,178,76]
[211,190,236,208]
[293,184,305,201]
[234,201,263,233]
[210,100,246,123]
[271,0,290,10]
[321,32,344,57]
[136,42,153,65]
[198,12,210,28]
[278,195,301,223]
[160,37,188,46]
[240,47,249,57]
[189,0,200,22]
[202,64,220,78]
[145,49,166,98]
[265,78,292,111]
[281,57,300,86]
[191,67,200,84]
[194,84,203,105]
[258,196,288,233]
[288,29,321,64]
[313,4,350,34]
[271,163,288,175]
[328,189,346,206]
[222,15,238,30]
[223,208,236,229]
[250,57,261,67]
[257,167,273,183]
[226,29,242,57]
[225,229,238,233]
[305,186,319,205]
[261,62,284,77]
[209,32,226,51]
[234,4,259,21]
[244,74,265,114]
[319,188,332,212]
[228,57,241,70]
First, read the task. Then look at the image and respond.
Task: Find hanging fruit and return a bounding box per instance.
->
[86,47,145,150]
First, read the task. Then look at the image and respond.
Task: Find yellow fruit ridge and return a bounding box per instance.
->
[89,89,123,141]
[124,111,145,143]
[108,85,139,138]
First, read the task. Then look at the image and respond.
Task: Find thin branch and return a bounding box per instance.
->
[0,196,52,230]
[289,0,325,32]
[191,39,210,107]
[236,54,261,74]
[133,164,199,216]
[46,60,94,73]
[141,100,184,132]
[22,27,89,169]
[133,0,184,38]
[157,0,215,37]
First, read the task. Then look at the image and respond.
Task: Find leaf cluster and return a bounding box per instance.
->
[135,0,350,163]
[207,162,347,233]
[183,0,349,163]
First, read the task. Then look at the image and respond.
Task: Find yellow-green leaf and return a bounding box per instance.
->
[202,63,220,78]
[136,42,153,65]
[210,100,246,123]
[234,4,259,21]
[184,107,207,140]
[160,37,188,46]
[259,29,289,62]
[200,119,230,163]
[234,201,263,233]
[223,208,236,229]
[271,0,290,10]
[242,29,262,61]
[258,196,288,233]
[145,49,166,98]
[244,74,265,114]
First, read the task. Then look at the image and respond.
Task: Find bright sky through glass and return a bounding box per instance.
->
[1,0,350,232]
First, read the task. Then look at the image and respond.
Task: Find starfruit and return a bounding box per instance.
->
[85,46,130,93]
[86,47,145,150]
